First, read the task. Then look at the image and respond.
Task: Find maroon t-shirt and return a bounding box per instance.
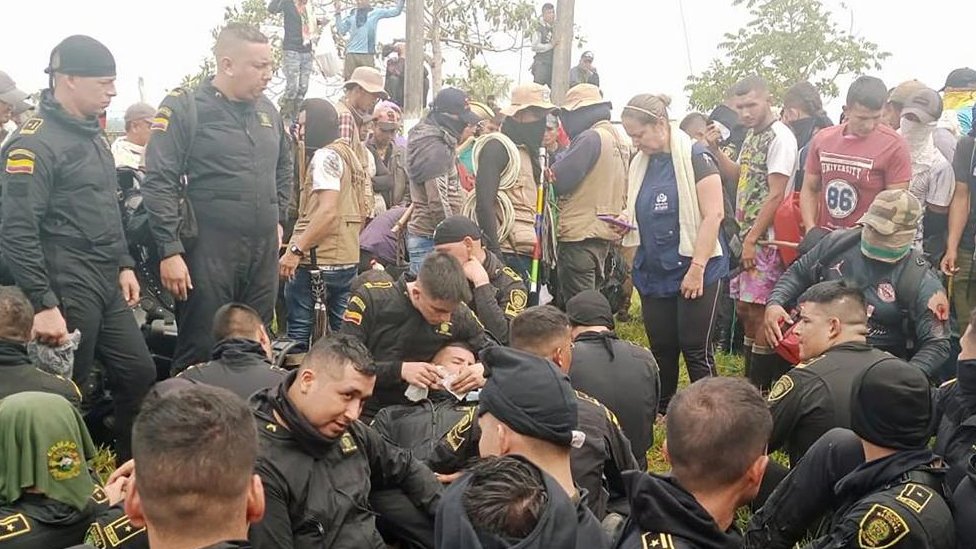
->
[806,124,912,229]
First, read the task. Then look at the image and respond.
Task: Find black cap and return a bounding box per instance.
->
[478,347,583,448]
[941,67,976,92]
[851,358,934,451]
[433,215,482,246]
[565,289,614,330]
[46,35,116,78]
[957,359,976,404]
[431,87,481,125]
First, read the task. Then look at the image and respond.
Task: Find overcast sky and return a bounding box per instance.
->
[1,0,972,122]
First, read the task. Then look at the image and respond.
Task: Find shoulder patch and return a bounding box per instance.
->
[85,521,107,548]
[5,148,36,175]
[445,407,477,452]
[363,281,394,289]
[435,322,453,337]
[91,486,109,504]
[895,484,933,514]
[502,266,523,282]
[343,310,363,326]
[767,375,795,402]
[19,118,43,135]
[257,111,274,128]
[48,440,83,480]
[167,88,186,97]
[104,515,144,546]
[858,504,910,549]
[0,513,31,541]
[505,289,528,317]
[795,355,825,369]
[641,532,676,549]
[349,295,366,311]
[339,432,359,455]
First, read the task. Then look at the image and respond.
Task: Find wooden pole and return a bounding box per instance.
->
[404,0,426,121]
[550,0,575,104]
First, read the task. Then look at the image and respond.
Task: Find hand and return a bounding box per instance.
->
[401,362,441,388]
[107,459,135,486]
[764,304,792,348]
[941,250,959,276]
[741,239,758,271]
[435,472,463,484]
[277,224,284,250]
[33,308,69,346]
[279,250,300,281]
[450,363,486,394]
[160,255,193,301]
[928,291,951,322]
[119,269,140,307]
[462,258,490,287]
[103,474,130,507]
[680,265,705,300]
[704,123,723,150]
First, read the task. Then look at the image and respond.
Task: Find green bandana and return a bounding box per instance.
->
[0,392,97,510]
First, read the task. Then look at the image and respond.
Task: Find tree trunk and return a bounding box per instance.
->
[430,0,444,94]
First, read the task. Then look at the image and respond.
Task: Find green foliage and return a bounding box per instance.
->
[444,64,512,104]
[685,0,889,110]
[429,0,538,61]
[92,446,118,485]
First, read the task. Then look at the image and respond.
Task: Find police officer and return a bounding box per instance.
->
[340,251,490,420]
[432,216,528,344]
[142,23,293,372]
[767,280,897,466]
[934,309,976,491]
[765,189,950,382]
[746,360,955,549]
[0,35,155,461]
[249,334,442,548]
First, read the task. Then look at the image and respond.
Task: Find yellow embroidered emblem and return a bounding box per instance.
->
[0,513,30,541]
[340,433,358,454]
[436,322,453,336]
[896,484,933,514]
[5,149,35,175]
[47,440,83,481]
[640,532,675,548]
[505,289,528,317]
[20,118,43,135]
[445,407,477,452]
[767,375,795,402]
[858,504,909,549]
[257,111,274,127]
[502,266,523,282]
[350,296,366,311]
[105,515,144,546]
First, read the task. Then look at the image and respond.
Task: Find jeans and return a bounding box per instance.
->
[407,233,435,275]
[284,265,357,353]
[283,50,313,101]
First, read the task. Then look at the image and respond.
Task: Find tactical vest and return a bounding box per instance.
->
[504,147,540,255]
[336,99,375,214]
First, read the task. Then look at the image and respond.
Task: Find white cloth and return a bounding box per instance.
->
[310,148,343,192]
[111,137,145,170]
[623,122,723,261]
[766,121,800,179]
[901,119,956,245]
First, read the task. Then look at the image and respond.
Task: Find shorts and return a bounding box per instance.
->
[729,245,785,305]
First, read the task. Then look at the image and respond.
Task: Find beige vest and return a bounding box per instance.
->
[336,99,375,214]
[501,147,540,256]
[557,120,629,242]
[290,141,369,266]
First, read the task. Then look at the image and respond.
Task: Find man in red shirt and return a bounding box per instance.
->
[800,76,912,231]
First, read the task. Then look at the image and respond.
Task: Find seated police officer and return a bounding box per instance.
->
[432,216,528,344]
[435,455,594,548]
[341,251,489,420]
[177,303,286,400]
[248,334,442,548]
[617,377,771,549]
[471,346,608,547]
[565,290,660,469]
[766,189,950,382]
[935,309,976,491]
[747,360,954,549]
[510,305,638,521]
[371,343,480,474]
[0,286,80,406]
[767,280,899,466]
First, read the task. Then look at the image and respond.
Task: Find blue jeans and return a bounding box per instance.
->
[282,50,313,101]
[284,265,357,352]
[407,233,435,275]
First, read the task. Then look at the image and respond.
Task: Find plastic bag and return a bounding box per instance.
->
[29,330,81,379]
[314,22,341,78]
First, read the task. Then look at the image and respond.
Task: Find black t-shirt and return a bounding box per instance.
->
[953,135,976,249]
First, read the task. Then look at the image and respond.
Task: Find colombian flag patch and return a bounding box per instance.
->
[150,116,169,132]
[343,311,363,326]
[5,149,35,175]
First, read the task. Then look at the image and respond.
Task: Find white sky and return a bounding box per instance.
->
[1,0,972,122]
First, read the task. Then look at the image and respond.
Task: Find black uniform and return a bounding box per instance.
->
[82,503,148,549]
[177,337,287,400]
[0,338,81,407]
[248,378,442,549]
[0,488,119,549]
[570,330,660,470]
[142,80,292,372]
[469,251,527,344]
[952,454,976,547]
[370,395,480,474]
[768,228,950,381]
[745,429,955,549]
[933,378,976,490]
[573,390,639,520]
[616,471,742,549]
[340,275,489,420]
[0,91,155,460]
[767,342,894,466]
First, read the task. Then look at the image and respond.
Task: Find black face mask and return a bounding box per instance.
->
[303,98,340,151]
[958,359,976,404]
[789,117,817,149]
[432,111,468,139]
[502,117,547,152]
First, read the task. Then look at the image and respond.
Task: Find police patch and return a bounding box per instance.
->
[0,513,31,541]
[47,440,82,481]
[105,515,143,546]
[350,295,366,311]
[446,407,476,451]
[896,484,933,514]
[505,289,528,317]
[364,281,393,289]
[877,282,896,304]
[436,322,453,337]
[5,149,35,175]
[339,433,358,454]
[91,486,109,504]
[258,111,274,128]
[641,532,675,549]
[858,504,909,549]
[343,311,363,326]
[150,116,169,132]
[19,118,42,135]
[767,375,795,402]
[502,266,523,282]
[85,522,107,548]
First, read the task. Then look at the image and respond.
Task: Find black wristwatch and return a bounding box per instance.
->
[288,244,305,258]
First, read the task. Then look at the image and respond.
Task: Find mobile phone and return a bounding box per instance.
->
[597,214,636,231]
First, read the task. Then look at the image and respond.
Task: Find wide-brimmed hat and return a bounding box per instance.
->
[501,83,557,116]
[344,66,388,98]
[0,71,28,107]
[560,83,608,111]
[858,190,922,263]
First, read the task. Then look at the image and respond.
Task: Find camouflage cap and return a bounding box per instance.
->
[858,190,922,263]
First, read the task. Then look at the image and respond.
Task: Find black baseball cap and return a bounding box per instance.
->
[565,290,615,330]
[431,87,481,125]
[46,35,116,78]
[941,67,976,92]
[433,215,482,246]
[850,358,934,451]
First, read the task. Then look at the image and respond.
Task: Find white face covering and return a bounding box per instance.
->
[899,117,941,168]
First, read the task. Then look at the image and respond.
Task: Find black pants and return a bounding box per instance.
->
[370,489,434,549]
[641,280,722,414]
[172,228,278,372]
[46,243,155,462]
[556,239,610,308]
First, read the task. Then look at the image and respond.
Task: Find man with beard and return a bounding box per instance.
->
[550,84,630,306]
[473,83,557,283]
[143,24,293,373]
[248,334,443,548]
[405,88,480,274]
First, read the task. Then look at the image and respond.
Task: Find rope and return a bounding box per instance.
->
[462,133,522,243]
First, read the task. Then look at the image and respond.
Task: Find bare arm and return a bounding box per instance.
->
[942,181,970,274]
[691,174,725,267]
[799,172,822,231]
[747,173,789,246]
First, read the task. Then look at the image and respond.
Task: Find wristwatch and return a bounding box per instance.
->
[288,244,305,258]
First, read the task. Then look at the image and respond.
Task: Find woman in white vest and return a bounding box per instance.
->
[620,94,728,414]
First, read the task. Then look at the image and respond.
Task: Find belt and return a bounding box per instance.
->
[302,264,357,272]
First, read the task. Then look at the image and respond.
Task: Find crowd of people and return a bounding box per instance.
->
[5,1,976,548]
